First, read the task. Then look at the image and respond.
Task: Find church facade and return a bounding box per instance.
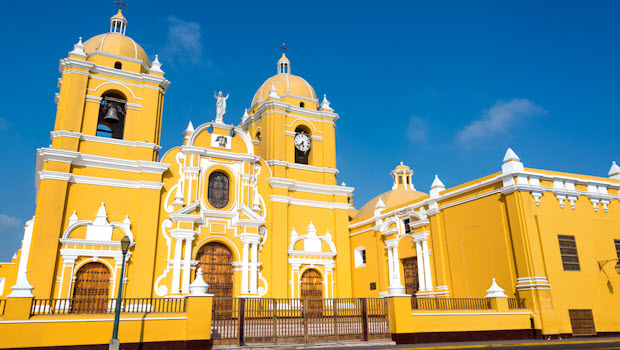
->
[1,8,620,347]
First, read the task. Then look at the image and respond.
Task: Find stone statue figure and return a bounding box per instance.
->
[214,91,230,123]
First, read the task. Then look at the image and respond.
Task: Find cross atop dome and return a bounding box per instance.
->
[277,43,291,74]
[110,1,128,35]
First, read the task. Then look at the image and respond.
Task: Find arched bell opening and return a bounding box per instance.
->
[97,91,127,139]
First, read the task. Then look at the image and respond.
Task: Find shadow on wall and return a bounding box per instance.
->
[461,226,494,297]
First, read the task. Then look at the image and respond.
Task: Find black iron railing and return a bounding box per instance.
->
[507,298,526,309]
[411,297,492,310]
[0,299,5,315]
[30,297,185,315]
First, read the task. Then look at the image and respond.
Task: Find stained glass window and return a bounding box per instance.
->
[208,172,229,209]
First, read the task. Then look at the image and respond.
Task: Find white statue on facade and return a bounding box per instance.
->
[214,91,230,123]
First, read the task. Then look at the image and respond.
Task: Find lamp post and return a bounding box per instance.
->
[598,258,620,274]
[109,236,131,350]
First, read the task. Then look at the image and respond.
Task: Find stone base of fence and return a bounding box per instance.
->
[387,295,533,345]
[0,296,213,350]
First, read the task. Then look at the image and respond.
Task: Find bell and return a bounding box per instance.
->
[103,105,120,124]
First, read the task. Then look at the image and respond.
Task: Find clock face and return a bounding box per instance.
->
[294,133,311,152]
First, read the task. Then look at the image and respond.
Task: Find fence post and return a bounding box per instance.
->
[272,299,277,344]
[303,299,309,343]
[238,298,245,346]
[332,299,339,341]
[361,298,369,341]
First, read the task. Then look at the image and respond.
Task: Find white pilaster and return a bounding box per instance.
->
[171,237,184,294]
[241,241,250,294]
[386,239,405,295]
[250,242,258,294]
[181,236,195,294]
[422,239,433,291]
[415,240,426,292]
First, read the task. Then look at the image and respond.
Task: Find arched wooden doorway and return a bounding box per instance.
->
[301,269,323,317]
[72,262,110,313]
[196,242,234,297]
[403,257,419,296]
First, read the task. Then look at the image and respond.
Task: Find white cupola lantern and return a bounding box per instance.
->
[110,9,128,35]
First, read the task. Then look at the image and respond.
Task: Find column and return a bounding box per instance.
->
[249,241,258,294]
[181,236,195,294]
[241,241,250,294]
[422,239,433,291]
[415,240,426,292]
[392,246,402,286]
[171,237,184,294]
[387,247,394,283]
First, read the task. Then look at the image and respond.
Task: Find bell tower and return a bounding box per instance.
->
[52,8,169,161]
[26,8,171,300]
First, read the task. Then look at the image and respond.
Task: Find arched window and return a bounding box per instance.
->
[354,246,367,268]
[114,61,122,69]
[97,91,127,139]
[72,262,110,313]
[299,102,305,108]
[294,125,311,165]
[255,131,262,141]
[208,172,229,208]
[399,176,403,184]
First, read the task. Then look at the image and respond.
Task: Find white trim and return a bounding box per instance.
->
[410,312,532,316]
[37,148,168,174]
[265,160,339,175]
[50,131,161,151]
[270,195,350,210]
[0,316,187,324]
[38,171,164,190]
[267,177,353,196]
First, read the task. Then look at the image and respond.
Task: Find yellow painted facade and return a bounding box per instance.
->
[1,8,620,349]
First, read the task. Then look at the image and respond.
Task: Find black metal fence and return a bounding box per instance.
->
[507,298,526,309]
[30,298,186,315]
[211,297,390,346]
[411,297,492,310]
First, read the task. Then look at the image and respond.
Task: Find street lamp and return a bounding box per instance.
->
[598,258,620,275]
[109,236,131,350]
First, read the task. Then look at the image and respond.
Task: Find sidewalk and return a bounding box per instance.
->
[215,337,620,350]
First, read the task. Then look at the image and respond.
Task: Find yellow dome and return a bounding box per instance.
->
[83,33,150,66]
[252,73,317,106]
[394,163,410,171]
[353,188,428,222]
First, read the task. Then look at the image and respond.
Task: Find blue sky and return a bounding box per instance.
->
[1,1,619,260]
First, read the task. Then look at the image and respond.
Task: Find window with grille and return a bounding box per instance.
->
[558,235,580,271]
[615,239,620,259]
[569,309,596,336]
[403,218,411,234]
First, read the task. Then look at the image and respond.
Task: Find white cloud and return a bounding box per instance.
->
[406,116,428,142]
[0,214,20,229]
[161,16,203,65]
[457,98,547,144]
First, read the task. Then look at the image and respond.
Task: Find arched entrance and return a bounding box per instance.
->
[196,242,234,297]
[301,269,323,317]
[72,262,110,313]
[403,257,419,296]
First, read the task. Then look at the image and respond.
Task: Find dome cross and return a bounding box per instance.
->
[279,43,289,54]
[114,0,128,10]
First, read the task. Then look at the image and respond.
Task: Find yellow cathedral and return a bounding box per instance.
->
[1,8,620,349]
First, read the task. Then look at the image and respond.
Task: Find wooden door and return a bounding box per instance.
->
[403,257,419,296]
[197,242,234,316]
[72,262,110,313]
[301,269,323,317]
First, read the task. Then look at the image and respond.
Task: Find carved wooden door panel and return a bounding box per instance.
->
[301,269,323,317]
[72,262,110,313]
[197,242,234,317]
[403,257,419,296]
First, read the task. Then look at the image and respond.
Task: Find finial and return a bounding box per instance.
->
[485,278,507,298]
[375,197,386,209]
[320,94,333,112]
[279,43,289,54]
[189,267,210,296]
[503,148,520,163]
[242,109,250,122]
[609,161,620,180]
[70,37,86,57]
[150,54,164,74]
[184,121,194,134]
[114,0,128,11]
[431,175,445,189]
[268,82,280,99]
